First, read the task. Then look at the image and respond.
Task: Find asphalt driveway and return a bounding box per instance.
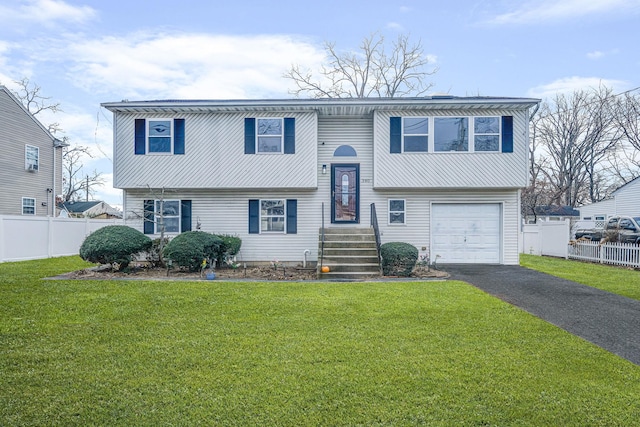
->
[444,264,640,366]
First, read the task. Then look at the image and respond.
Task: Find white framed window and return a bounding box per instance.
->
[388,199,406,225]
[403,117,429,152]
[25,145,39,171]
[22,197,36,215]
[260,199,285,232]
[148,119,173,154]
[434,117,469,152]
[154,199,180,233]
[473,117,501,152]
[257,118,283,153]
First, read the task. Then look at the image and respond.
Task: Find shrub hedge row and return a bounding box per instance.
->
[79,226,243,271]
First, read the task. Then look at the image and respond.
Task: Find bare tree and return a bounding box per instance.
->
[613,92,640,152]
[532,86,621,208]
[9,77,105,201]
[11,77,61,118]
[284,32,437,98]
[62,145,106,202]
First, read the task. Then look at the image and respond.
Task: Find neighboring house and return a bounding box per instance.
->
[526,205,580,224]
[101,96,539,265]
[579,177,640,221]
[0,85,67,216]
[58,200,121,219]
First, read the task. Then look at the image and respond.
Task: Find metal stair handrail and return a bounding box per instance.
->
[370,203,383,272]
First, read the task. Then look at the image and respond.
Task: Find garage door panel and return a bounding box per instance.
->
[431,203,501,264]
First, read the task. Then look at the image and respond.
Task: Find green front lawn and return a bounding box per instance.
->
[1,256,639,426]
[520,253,640,301]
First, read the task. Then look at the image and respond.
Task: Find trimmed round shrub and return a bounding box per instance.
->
[380,242,419,276]
[163,231,222,271]
[214,234,242,267]
[79,225,152,269]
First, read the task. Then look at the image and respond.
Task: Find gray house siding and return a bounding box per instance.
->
[0,87,62,216]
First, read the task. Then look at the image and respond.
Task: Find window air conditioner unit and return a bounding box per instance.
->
[27,164,38,171]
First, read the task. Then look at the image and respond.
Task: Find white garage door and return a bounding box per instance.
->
[431,203,501,263]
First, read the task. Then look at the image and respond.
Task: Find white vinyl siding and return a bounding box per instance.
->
[374,109,530,189]
[113,112,317,189]
[612,178,640,218]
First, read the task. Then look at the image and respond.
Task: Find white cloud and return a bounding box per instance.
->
[587,51,605,60]
[42,32,326,100]
[527,76,628,99]
[386,22,404,31]
[0,0,96,28]
[488,0,640,24]
[586,48,620,60]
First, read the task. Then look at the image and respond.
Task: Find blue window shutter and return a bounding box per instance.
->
[180,200,192,232]
[248,199,259,234]
[286,199,297,234]
[143,200,154,234]
[390,117,401,153]
[502,116,513,153]
[245,118,256,154]
[174,119,185,155]
[135,119,146,155]
[284,118,295,154]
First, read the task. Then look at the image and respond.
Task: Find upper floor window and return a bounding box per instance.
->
[434,117,469,152]
[22,197,36,215]
[148,119,173,153]
[244,118,295,155]
[390,116,512,154]
[257,118,283,153]
[25,145,39,171]
[403,117,428,152]
[135,118,185,155]
[474,117,500,152]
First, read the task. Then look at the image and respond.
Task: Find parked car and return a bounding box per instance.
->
[603,216,640,244]
[575,216,640,243]
[573,220,603,241]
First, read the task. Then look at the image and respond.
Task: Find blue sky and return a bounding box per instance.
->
[1,0,639,207]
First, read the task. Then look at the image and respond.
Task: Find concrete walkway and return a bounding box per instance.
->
[444,264,640,366]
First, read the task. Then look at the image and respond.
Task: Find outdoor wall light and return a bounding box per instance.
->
[322,164,327,174]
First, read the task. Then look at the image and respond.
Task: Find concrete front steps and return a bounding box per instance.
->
[318,227,381,280]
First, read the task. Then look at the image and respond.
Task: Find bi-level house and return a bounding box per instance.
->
[0,85,67,217]
[102,96,539,268]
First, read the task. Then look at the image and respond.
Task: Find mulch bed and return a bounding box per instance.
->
[55,264,448,281]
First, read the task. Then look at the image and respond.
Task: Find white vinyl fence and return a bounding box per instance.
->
[0,215,123,263]
[568,241,640,268]
[521,220,571,258]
